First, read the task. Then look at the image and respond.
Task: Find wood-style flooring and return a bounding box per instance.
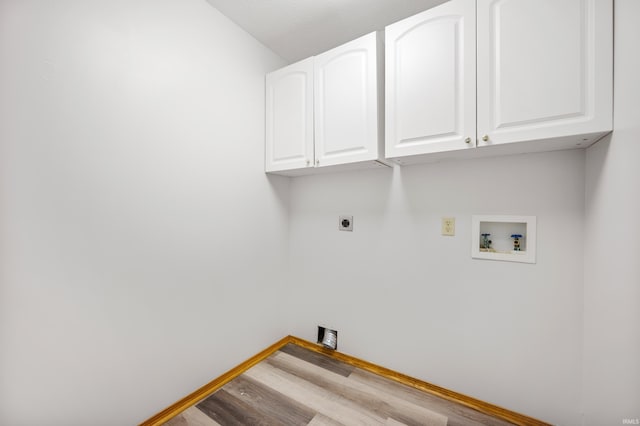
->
[163,343,515,426]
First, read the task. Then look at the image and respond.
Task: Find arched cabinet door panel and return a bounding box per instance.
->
[266,57,314,173]
[386,0,476,158]
[314,32,381,168]
[476,0,613,147]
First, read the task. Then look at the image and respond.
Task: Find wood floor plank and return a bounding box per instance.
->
[307,413,346,426]
[244,361,387,425]
[385,418,409,426]
[220,374,316,424]
[196,389,279,426]
[267,351,448,426]
[162,406,221,426]
[157,341,529,426]
[348,368,514,426]
[279,344,355,377]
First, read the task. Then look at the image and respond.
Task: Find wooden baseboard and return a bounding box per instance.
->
[139,336,292,426]
[287,336,549,426]
[140,335,550,426]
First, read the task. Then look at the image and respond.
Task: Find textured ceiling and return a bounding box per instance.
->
[205,0,448,63]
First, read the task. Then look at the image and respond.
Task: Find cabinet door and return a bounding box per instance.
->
[385,0,476,158]
[477,0,613,146]
[314,32,380,167]
[265,58,314,172]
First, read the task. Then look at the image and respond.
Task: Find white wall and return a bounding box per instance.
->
[583,0,640,423]
[287,150,586,425]
[0,1,287,425]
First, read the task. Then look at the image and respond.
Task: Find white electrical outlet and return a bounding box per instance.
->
[442,217,455,236]
[339,215,353,231]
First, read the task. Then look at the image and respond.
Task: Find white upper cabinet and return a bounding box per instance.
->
[265,58,314,173]
[266,32,387,175]
[386,0,476,158]
[476,0,613,147]
[314,32,382,168]
[385,0,612,162]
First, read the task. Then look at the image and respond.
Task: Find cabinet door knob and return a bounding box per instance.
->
[465,137,471,144]
[316,159,320,166]
[482,135,489,142]
[306,159,310,166]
